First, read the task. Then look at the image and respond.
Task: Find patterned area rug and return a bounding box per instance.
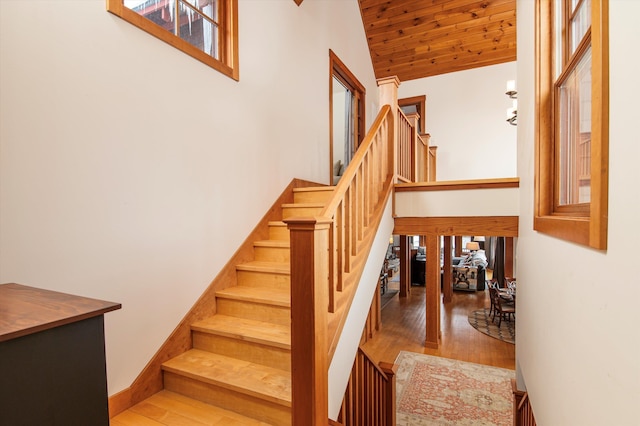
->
[468,308,515,345]
[396,352,515,425]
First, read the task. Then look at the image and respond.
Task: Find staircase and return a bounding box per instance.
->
[111,186,334,426]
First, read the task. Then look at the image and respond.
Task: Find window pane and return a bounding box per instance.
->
[124,0,219,59]
[570,0,591,54]
[176,1,219,60]
[125,0,176,35]
[183,0,218,22]
[558,46,592,206]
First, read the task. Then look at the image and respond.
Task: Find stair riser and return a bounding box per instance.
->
[281,206,323,219]
[192,332,291,372]
[268,224,289,241]
[293,190,333,204]
[216,299,291,326]
[254,246,290,262]
[163,372,291,426]
[236,270,290,290]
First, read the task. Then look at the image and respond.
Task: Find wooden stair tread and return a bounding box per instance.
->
[292,186,333,192]
[216,286,290,307]
[254,240,290,248]
[191,315,290,349]
[236,260,290,275]
[112,390,271,425]
[281,202,325,208]
[162,350,292,407]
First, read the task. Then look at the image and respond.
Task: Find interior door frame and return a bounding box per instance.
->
[329,49,366,185]
[399,95,426,134]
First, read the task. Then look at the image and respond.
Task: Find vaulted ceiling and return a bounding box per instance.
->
[358,0,517,82]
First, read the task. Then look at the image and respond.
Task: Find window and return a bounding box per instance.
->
[107,0,238,80]
[534,0,608,249]
[329,50,365,185]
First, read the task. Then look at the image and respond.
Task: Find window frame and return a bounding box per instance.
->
[534,0,609,249]
[107,0,239,81]
[329,50,366,185]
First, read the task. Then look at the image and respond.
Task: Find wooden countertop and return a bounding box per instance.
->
[0,283,121,342]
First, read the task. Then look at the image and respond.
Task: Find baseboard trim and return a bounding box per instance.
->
[108,387,132,418]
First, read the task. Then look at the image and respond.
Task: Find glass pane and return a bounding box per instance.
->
[177,2,219,59]
[570,0,591,54]
[558,46,592,206]
[125,0,177,35]
[553,0,564,79]
[183,0,218,22]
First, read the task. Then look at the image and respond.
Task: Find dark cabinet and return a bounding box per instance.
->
[0,283,120,426]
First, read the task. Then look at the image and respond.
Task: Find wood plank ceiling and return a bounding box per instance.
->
[358,0,517,82]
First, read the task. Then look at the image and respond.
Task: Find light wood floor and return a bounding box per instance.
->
[361,284,515,370]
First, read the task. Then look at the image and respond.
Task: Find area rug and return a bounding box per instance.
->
[468,308,515,345]
[395,351,515,425]
[380,289,399,309]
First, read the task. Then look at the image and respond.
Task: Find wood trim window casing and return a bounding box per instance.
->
[534,0,609,250]
[106,0,239,81]
[329,50,366,185]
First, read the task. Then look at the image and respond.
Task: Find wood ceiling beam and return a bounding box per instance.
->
[393,216,519,238]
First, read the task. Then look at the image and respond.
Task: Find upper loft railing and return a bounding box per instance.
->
[285,76,430,425]
[397,108,436,183]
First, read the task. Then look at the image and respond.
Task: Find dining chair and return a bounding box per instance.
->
[490,286,515,327]
[487,279,499,317]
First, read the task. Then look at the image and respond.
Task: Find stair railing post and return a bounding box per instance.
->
[377,76,400,183]
[406,111,421,182]
[379,361,397,426]
[286,216,332,426]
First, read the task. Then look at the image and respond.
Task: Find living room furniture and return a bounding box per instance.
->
[0,283,121,426]
[411,254,426,285]
[453,265,486,291]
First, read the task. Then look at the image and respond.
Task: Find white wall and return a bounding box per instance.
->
[516,1,640,425]
[395,187,519,217]
[0,0,378,396]
[398,62,518,181]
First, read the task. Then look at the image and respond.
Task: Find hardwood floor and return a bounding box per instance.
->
[362,284,515,370]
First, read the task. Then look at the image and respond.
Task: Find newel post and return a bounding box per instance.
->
[286,216,332,426]
[377,76,400,182]
[379,362,398,426]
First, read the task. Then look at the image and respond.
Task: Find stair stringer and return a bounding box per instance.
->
[108,178,324,418]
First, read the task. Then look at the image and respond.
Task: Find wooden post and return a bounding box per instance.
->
[505,237,514,278]
[425,234,441,349]
[377,76,400,182]
[286,217,331,426]
[443,236,452,303]
[454,236,463,257]
[399,235,410,297]
[406,112,420,181]
[379,362,397,426]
